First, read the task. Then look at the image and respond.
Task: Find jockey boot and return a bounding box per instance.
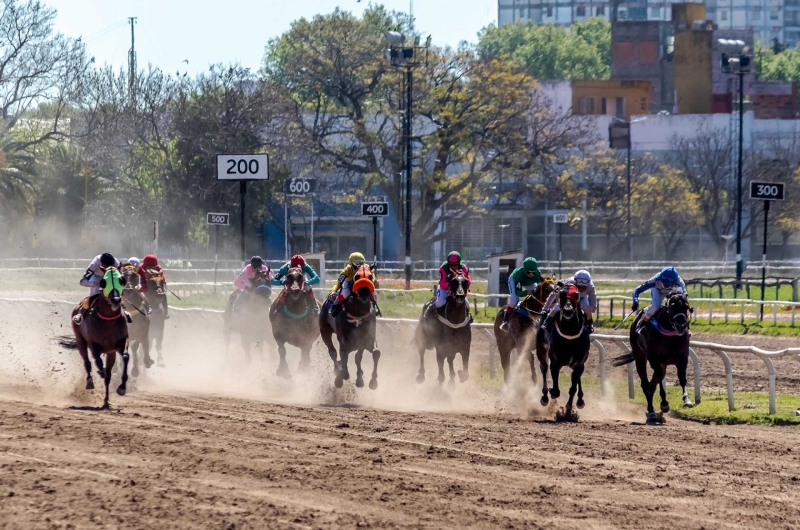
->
[499,306,513,332]
[72,296,93,325]
[329,294,344,317]
[585,317,594,334]
[540,311,556,333]
[124,311,133,324]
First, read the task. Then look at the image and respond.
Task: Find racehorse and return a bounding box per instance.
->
[224,276,273,363]
[535,285,591,421]
[613,289,693,424]
[59,268,130,409]
[142,269,167,367]
[120,264,153,377]
[319,265,381,389]
[492,278,556,385]
[269,267,320,378]
[415,273,471,389]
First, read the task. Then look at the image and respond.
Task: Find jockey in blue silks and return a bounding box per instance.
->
[632,266,687,335]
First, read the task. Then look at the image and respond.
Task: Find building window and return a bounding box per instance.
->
[577,5,586,16]
[546,6,553,17]
[596,6,604,16]
[578,97,595,114]
[601,98,607,114]
[770,11,780,21]
[720,10,728,21]
[618,9,627,20]
[641,97,647,111]
[650,7,660,18]
[615,97,624,119]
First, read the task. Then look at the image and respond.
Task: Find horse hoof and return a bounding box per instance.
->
[97,369,106,379]
[157,359,165,368]
[369,379,378,390]
[334,375,343,388]
[458,370,469,383]
[447,379,456,391]
[144,358,155,369]
[131,367,140,378]
[298,362,310,374]
[683,399,694,408]
[116,386,126,397]
[101,403,110,410]
[646,412,661,425]
[540,395,549,407]
[577,398,585,409]
[660,404,671,414]
[86,380,94,390]
[550,389,561,399]
[356,377,364,388]
[276,364,291,379]
[416,374,425,384]
[341,370,350,381]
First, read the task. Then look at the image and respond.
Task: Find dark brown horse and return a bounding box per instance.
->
[269,267,320,378]
[224,277,273,363]
[614,289,693,425]
[415,274,471,389]
[535,285,591,421]
[120,264,153,377]
[59,268,130,409]
[492,278,556,384]
[319,268,380,389]
[143,270,167,367]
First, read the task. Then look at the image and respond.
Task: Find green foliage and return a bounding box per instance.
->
[477,18,611,80]
[758,40,800,81]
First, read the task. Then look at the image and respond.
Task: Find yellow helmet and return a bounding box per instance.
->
[349,252,365,266]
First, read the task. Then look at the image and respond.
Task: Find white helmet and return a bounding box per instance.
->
[128,257,141,267]
[574,270,592,287]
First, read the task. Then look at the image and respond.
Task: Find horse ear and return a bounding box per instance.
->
[99,279,107,289]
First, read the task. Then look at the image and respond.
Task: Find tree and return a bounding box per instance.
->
[477,18,611,80]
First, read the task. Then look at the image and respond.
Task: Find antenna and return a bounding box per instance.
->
[409,0,414,29]
[128,17,137,106]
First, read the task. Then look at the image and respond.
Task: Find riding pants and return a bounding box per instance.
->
[507,275,536,308]
[643,288,665,319]
[435,288,470,310]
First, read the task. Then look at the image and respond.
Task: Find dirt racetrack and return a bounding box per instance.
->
[1,298,800,528]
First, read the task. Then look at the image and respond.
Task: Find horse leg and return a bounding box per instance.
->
[78,340,93,390]
[677,355,693,407]
[320,327,340,383]
[298,344,311,374]
[527,349,537,386]
[446,353,456,391]
[276,341,290,379]
[576,378,585,409]
[130,341,140,378]
[102,351,116,409]
[369,346,381,390]
[646,364,664,424]
[416,343,427,384]
[155,329,165,367]
[436,349,446,386]
[536,331,549,405]
[339,347,351,383]
[458,343,470,383]
[116,342,129,397]
[565,362,585,419]
[354,349,365,388]
[635,356,656,420]
[658,364,670,413]
[90,343,105,380]
[142,334,153,369]
[499,348,511,385]
[549,359,561,400]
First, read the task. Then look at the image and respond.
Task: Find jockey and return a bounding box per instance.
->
[271,254,320,313]
[499,257,542,332]
[234,256,273,290]
[632,266,687,336]
[73,252,122,325]
[127,257,141,268]
[541,269,597,333]
[328,251,368,315]
[424,251,471,318]
[138,254,170,319]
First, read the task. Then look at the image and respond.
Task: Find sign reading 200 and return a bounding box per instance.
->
[216,154,270,181]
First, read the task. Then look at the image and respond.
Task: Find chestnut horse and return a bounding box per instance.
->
[269,267,320,378]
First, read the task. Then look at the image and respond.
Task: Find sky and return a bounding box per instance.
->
[46,0,498,76]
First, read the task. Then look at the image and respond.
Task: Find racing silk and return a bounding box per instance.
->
[510,266,542,297]
[633,272,687,302]
[438,263,471,291]
[271,262,320,286]
[80,254,121,296]
[137,265,165,294]
[234,264,273,290]
[543,277,597,316]
[331,263,359,293]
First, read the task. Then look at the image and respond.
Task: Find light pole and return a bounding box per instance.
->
[386,31,429,290]
[610,116,646,262]
[499,223,510,251]
[719,38,752,290]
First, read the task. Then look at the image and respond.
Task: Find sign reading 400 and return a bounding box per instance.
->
[216,154,269,181]
[361,202,389,217]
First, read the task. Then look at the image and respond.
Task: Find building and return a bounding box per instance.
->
[499,0,798,49]
[572,79,651,120]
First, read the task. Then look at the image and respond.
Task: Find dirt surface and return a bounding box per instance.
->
[1,298,800,528]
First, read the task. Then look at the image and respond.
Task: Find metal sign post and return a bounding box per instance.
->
[207,213,230,294]
[284,178,318,258]
[553,213,568,278]
[216,154,269,264]
[750,181,785,320]
[362,202,389,263]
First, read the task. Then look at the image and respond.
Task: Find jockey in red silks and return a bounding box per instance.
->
[234,255,273,290]
[138,254,170,319]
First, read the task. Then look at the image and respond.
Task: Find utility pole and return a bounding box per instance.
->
[128,17,137,106]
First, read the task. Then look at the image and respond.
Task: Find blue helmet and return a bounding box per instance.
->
[659,266,679,286]
[255,284,272,297]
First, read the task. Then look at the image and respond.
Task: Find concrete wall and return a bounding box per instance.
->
[674,29,713,114]
[611,20,674,113]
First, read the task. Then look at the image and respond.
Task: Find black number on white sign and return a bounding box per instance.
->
[226,159,260,175]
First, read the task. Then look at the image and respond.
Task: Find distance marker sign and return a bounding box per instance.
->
[216,154,269,181]
[750,182,785,201]
[284,178,318,196]
[207,213,230,226]
[361,202,389,217]
[552,213,568,224]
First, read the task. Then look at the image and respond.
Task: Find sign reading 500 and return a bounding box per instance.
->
[216,154,270,181]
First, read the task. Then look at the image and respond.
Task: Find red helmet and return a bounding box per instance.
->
[290,254,305,268]
[142,254,158,267]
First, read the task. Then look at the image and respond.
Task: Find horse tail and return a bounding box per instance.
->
[611,352,635,367]
[57,335,78,350]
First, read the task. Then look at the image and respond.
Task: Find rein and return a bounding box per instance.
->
[555,321,583,340]
[346,311,374,327]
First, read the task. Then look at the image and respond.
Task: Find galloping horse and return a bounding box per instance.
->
[614,289,693,424]
[120,264,153,377]
[319,265,381,389]
[492,278,556,384]
[142,269,167,367]
[269,267,320,378]
[224,275,273,363]
[415,274,471,389]
[59,268,131,409]
[535,285,591,421]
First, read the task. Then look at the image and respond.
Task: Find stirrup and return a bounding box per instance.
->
[125,312,133,324]
[499,320,509,332]
[72,314,83,325]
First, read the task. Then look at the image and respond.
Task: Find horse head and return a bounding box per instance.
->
[146,269,166,295]
[120,264,140,291]
[666,289,691,335]
[285,267,305,300]
[559,284,580,320]
[99,268,126,311]
[448,274,468,306]
[352,276,375,302]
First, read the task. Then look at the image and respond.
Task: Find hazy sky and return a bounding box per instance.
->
[46,1,498,76]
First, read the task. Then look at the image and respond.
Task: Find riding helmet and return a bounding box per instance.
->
[447,251,461,264]
[523,257,538,272]
[290,254,305,268]
[100,253,116,268]
[349,252,365,266]
[250,255,264,269]
[255,284,271,297]
[659,266,679,286]
[574,270,592,287]
[128,257,141,267]
[142,254,158,267]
